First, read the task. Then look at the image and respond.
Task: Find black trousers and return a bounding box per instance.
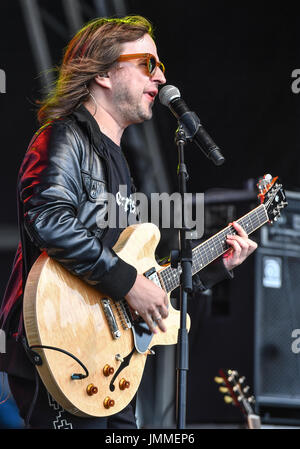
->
[8,374,137,429]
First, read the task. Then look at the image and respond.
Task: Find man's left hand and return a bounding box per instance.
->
[223,221,258,271]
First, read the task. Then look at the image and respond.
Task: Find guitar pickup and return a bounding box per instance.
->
[144,267,162,288]
[115,301,132,330]
[101,298,121,339]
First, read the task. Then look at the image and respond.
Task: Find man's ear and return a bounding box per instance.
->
[94,73,111,88]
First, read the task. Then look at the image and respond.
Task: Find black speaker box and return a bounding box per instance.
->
[186,194,258,425]
[254,246,300,423]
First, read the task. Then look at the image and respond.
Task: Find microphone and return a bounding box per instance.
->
[159,85,225,166]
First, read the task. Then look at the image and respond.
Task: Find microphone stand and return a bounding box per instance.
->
[172,125,193,429]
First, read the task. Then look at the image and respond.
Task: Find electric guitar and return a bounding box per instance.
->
[23,174,287,417]
[215,368,261,429]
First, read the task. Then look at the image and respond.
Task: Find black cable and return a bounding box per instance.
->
[22,344,88,428]
[29,344,89,380]
[24,369,40,429]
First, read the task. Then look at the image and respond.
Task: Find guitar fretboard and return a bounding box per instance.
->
[159,204,268,293]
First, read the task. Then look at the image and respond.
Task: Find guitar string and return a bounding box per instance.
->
[159,204,269,293]
[105,204,269,329]
[111,300,132,329]
[185,206,267,287]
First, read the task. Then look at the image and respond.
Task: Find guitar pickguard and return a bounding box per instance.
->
[132,318,153,354]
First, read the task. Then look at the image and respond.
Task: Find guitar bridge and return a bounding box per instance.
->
[101,298,121,339]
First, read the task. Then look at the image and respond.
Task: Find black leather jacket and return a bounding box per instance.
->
[20,105,138,302]
[0,104,232,379]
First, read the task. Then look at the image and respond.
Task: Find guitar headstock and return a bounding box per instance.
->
[214,369,255,417]
[257,174,287,223]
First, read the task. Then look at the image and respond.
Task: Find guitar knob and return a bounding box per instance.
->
[86,384,98,396]
[103,364,115,376]
[219,386,228,394]
[224,396,233,404]
[264,174,272,182]
[103,397,115,409]
[119,378,130,390]
[115,354,124,363]
[214,376,224,384]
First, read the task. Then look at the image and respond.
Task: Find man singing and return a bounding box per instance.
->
[0,15,257,429]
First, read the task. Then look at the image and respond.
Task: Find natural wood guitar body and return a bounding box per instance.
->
[23,175,287,418]
[23,223,189,417]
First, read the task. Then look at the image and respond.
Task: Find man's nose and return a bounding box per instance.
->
[153,66,166,85]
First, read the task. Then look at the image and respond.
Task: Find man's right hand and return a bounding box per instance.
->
[124,274,169,334]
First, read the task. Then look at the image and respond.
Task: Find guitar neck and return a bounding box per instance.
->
[247,414,261,429]
[159,203,269,293]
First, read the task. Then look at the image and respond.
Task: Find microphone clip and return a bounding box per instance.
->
[175,126,189,181]
[177,111,201,141]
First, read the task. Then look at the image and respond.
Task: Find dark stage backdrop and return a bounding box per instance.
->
[1,0,300,221]
[1,0,300,427]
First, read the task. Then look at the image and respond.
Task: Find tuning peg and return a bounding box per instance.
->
[224,396,233,404]
[257,174,273,191]
[227,369,238,376]
[219,386,229,394]
[214,376,225,384]
[279,201,288,208]
[243,385,250,394]
[227,370,238,382]
[248,396,256,404]
[239,376,245,384]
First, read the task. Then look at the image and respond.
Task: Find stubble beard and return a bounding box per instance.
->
[112,85,153,126]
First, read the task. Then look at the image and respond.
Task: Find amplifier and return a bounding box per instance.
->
[260,191,300,250]
[254,247,300,416]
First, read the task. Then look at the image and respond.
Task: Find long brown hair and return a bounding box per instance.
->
[37,15,154,125]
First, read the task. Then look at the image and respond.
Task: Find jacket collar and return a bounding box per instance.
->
[72,104,104,150]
